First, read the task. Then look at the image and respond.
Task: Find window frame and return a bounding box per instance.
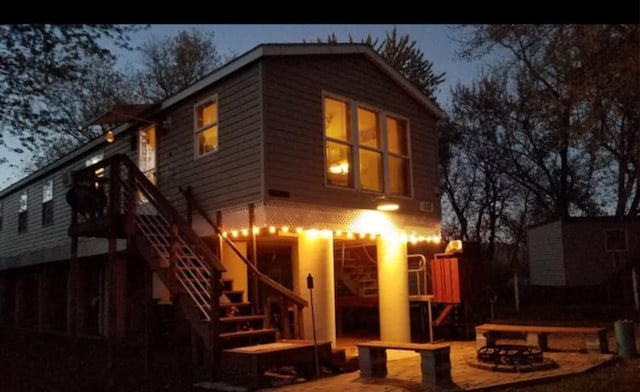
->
[42,178,54,227]
[323,92,413,198]
[18,190,28,233]
[194,95,219,159]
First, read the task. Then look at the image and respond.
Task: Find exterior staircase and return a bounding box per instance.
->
[67,154,310,381]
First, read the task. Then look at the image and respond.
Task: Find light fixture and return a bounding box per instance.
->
[376,196,399,211]
[105,130,115,143]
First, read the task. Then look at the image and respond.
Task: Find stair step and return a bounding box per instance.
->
[220,315,266,323]
[219,328,278,340]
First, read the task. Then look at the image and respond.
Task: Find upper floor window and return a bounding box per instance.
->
[86,152,105,178]
[42,179,54,227]
[195,97,218,157]
[324,95,411,197]
[18,191,28,233]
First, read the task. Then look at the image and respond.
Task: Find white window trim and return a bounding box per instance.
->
[194,94,219,159]
[323,91,413,198]
[42,178,53,203]
[19,191,28,212]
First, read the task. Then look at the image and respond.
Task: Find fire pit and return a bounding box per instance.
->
[469,345,558,373]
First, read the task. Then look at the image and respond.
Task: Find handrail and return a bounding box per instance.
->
[119,157,225,272]
[178,186,308,308]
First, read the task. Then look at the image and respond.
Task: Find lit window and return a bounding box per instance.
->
[386,116,410,196]
[85,152,105,178]
[195,98,218,157]
[18,191,28,233]
[325,97,353,187]
[42,179,53,226]
[324,94,411,197]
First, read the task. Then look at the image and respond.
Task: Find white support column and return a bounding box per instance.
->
[296,230,336,346]
[222,241,248,302]
[377,235,410,342]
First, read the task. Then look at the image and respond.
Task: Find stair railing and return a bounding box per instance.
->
[69,154,226,324]
[179,186,308,339]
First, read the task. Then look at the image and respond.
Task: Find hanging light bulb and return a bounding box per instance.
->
[105,130,115,143]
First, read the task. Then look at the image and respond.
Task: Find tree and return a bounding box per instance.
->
[0,24,143,163]
[24,58,140,173]
[449,24,639,221]
[22,27,228,173]
[133,28,223,102]
[316,27,445,101]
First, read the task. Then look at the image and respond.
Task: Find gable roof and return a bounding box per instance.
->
[163,43,443,118]
[0,43,442,196]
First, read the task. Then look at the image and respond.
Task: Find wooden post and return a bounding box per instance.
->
[185,186,193,226]
[114,256,127,337]
[67,233,79,369]
[106,236,117,382]
[143,262,153,373]
[632,267,639,312]
[210,268,222,380]
[248,204,260,312]
[37,266,47,332]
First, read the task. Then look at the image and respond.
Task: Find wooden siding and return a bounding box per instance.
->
[155,63,263,217]
[527,220,566,286]
[261,55,440,220]
[562,219,640,287]
[0,131,135,269]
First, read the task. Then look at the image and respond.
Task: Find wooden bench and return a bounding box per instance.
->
[356,340,451,387]
[221,339,333,388]
[475,323,609,354]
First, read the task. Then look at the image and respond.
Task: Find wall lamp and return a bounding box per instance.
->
[375,196,399,211]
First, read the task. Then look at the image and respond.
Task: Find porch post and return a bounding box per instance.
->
[296,230,336,346]
[377,235,410,342]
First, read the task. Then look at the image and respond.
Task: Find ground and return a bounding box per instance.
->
[1,304,639,391]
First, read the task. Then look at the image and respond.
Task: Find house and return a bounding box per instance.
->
[527,216,640,304]
[0,43,443,379]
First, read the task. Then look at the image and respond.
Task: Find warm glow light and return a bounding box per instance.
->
[269,226,276,234]
[376,201,399,211]
[105,130,115,143]
[329,161,349,174]
[231,230,238,238]
[281,226,289,233]
[296,227,303,233]
[252,227,260,235]
[222,232,228,237]
[335,230,343,237]
[241,229,248,236]
[347,232,354,239]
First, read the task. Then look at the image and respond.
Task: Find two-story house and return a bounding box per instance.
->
[0,43,443,379]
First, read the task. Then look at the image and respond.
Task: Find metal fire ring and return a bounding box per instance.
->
[477,345,543,366]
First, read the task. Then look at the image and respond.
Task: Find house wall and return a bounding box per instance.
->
[527,220,566,286]
[155,63,263,218]
[261,55,440,218]
[0,134,135,269]
[562,219,640,286]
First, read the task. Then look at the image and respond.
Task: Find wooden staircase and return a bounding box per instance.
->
[66,154,311,382]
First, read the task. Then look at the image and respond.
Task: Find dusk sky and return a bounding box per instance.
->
[0,24,486,189]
